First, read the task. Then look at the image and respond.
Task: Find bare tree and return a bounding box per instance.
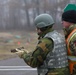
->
[0,0,75,30]
[24,0,30,27]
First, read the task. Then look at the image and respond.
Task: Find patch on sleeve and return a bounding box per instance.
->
[37,42,48,52]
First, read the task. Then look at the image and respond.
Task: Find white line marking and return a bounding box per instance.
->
[0,66,37,71]
[0,66,30,67]
[0,69,37,71]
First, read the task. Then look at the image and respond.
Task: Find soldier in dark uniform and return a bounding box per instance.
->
[11,14,70,75]
[62,10,76,75]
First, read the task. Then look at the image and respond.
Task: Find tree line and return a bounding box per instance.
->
[0,0,75,30]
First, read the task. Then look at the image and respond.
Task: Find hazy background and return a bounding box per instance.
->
[0,0,75,60]
[0,0,76,31]
[0,0,76,75]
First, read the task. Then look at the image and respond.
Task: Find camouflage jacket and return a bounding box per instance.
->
[22,28,54,68]
[21,28,70,75]
[64,24,76,75]
[64,24,76,56]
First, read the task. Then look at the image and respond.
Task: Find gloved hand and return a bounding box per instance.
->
[11,47,29,58]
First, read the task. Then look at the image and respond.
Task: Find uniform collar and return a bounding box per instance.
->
[38,28,54,40]
[64,24,76,38]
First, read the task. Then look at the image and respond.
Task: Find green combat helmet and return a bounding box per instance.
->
[34,14,54,28]
[64,4,76,12]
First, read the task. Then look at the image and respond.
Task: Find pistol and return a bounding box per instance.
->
[11,47,24,53]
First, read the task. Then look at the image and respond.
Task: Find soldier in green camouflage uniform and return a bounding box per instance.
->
[62,10,76,75]
[11,14,70,75]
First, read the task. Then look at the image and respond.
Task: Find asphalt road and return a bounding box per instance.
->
[0,57,37,75]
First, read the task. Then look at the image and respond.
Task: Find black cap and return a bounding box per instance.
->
[62,10,76,23]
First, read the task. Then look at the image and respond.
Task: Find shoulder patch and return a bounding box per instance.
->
[37,38,53,52]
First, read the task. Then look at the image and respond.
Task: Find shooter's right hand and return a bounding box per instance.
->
[11,47,28,58]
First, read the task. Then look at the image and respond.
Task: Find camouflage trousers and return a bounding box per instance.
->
[46,67,70,75]
[72,64,76,75]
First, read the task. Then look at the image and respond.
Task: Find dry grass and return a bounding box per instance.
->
[0,30,38,60]
[0,30,64,60]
